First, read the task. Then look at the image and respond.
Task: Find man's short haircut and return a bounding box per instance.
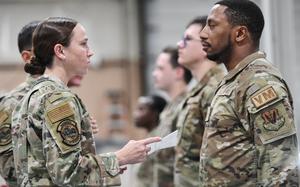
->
[215,0,264,46]
[17,20,40,53]
[162,46,192,84]
[186,15,208,30]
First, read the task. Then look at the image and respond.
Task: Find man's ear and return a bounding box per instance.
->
[54,44,66,60]
[175,66,184,80]
[21,50,32,63]
[234,26,248,43]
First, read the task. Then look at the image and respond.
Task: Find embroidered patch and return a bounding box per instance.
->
[0,111,8,123]
[48,93,63,104]
[57,119,80,146]
[262,108,285,131]
[0,123,11,146]
[47,102,74,123]
[251,86,278,108]
[256,103,296,144]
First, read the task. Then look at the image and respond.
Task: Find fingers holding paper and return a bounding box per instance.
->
[115,137,161,166]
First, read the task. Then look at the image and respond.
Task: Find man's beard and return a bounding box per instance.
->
[207,37,232,65]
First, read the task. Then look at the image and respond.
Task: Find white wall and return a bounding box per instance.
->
[0,0,132,65]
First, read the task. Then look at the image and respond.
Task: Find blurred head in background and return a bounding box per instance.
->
[133,95,167,132]
[18,20,40,64]
[177,16,207,69]
[152,46,192,95]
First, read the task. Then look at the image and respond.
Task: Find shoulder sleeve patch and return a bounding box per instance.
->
[57,119,81,146]
[46,101,81,154]
[0,123,11,146]
[255,104,296,144]
[47,102,74,123]
[0,111,8,123]
[251,86,278,109]
[0,110,12,152]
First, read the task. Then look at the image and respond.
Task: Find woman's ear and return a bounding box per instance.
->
[54,44,66,60]
[21,50,32,63]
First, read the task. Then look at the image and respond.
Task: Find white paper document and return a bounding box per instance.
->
[148,130,178,155]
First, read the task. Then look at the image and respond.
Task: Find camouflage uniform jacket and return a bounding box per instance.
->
[153,92,186,187]
[11,75,120,187]
[136,127,160,187]
[175,66,224,187]
[0,75,36,186]
[199,51,299,186]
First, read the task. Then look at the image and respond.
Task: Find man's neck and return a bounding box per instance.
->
[225,45,258,71]
[167,81,187,101]
[146,122,158,132]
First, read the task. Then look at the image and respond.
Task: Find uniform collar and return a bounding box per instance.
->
[192,65,222,91]
[174,90,186,102]
[221,51,266,84]
[187,65,224,99]
[26,75,38,84]
[200,65,224,85]
[41,74,68,90]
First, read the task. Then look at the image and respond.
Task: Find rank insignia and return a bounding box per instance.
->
[262,108,285,131]
[0,123,11,146]
[57,119,80,146]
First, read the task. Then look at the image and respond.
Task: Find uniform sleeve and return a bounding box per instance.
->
[96,152,121,186]
[0,101,17,186]
[246,81,298,186]
[177,93,206,160]
[43,95,120,186]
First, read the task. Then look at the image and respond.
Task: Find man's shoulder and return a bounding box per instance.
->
[1,83,32,107]
[239,58,282,82]
[209,65,226,83]
[234,59,287,96]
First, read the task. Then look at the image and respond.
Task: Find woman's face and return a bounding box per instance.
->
[63,23,94,78]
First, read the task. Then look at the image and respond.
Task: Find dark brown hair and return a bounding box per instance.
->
[17,20,40,53]
[186,15,207,30]
[24,17,78,75]
[162,46,192,84]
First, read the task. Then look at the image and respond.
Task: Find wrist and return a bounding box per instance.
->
[115,150,126,166]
